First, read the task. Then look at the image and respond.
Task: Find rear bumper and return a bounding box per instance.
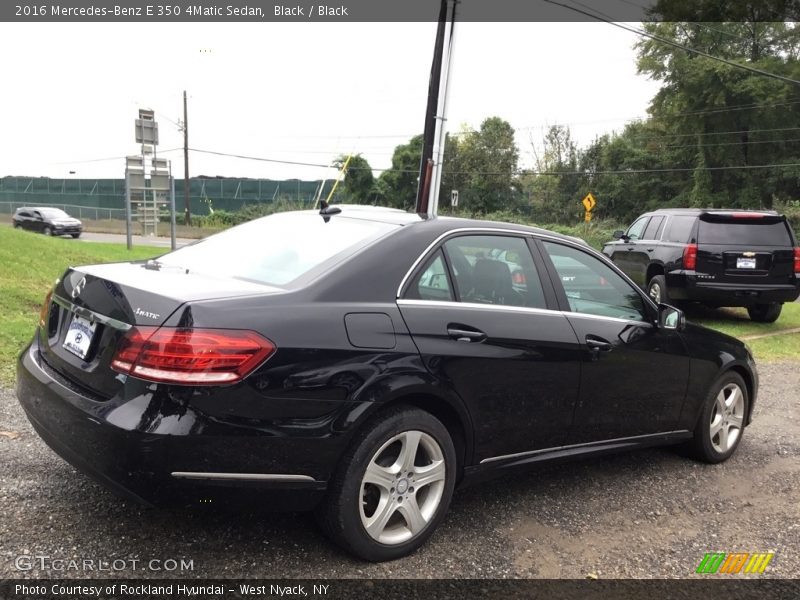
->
[16,338,340,509]
[666,271,800,306]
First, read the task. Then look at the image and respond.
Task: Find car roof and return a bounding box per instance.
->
[310,205,588,245]
[649,208,781,216]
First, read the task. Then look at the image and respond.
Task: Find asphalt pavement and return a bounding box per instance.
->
[73,231,193,249]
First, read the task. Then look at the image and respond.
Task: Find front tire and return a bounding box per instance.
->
[747,303,781,323]
[71,233,81,239]
[43,226,53,236]
[316,406,456,561]
[689,372,748,464]
[647,274,669,305]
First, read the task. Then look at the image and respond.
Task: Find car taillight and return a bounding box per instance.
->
[38,289,54,327]
[111,327,275,385]
[795,247,800,274]
[683,243,698,270]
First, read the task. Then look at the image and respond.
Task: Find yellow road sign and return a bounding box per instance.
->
[582,193,596,212]
[584,211,592,222]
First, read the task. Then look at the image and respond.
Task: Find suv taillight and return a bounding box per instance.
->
[111,327,275,385]
[795,247,800,274]
[683,243,698,270]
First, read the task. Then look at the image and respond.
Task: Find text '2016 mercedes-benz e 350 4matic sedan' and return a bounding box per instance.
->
[17,205,758,561]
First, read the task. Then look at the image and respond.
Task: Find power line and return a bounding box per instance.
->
[50,148,182,165]
[190,147,800,177]
[628,124,800,141]
[543,0,800,86]
[659,136,800,149]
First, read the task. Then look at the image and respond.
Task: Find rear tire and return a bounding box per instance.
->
[316,406,456,561]
[747,303,781,323]
[689,371,748,464]
[647,274,669,305]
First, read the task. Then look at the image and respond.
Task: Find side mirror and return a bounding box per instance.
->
[658,303,685,331]
[613,230,629,241]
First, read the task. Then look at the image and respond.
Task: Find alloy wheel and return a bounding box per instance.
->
[649,282,662,304]
[709,383,745,453]
[359,430,446,545]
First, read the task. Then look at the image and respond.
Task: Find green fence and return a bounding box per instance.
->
[0,176,339,216]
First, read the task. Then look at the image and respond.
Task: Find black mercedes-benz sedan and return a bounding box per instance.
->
[17,205,758,561]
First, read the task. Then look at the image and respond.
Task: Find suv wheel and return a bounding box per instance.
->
[43,226,53,236]
[747,303,782,323]
[689,371,748,464]
[647,274,669,305]
[316,406,456,561]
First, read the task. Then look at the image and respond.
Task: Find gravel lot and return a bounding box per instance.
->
[1,361,798,579]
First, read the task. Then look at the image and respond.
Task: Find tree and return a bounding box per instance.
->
[377,135,423,209]
[445,117,519,213]
[334,154,375,204]
[636,17,800,209]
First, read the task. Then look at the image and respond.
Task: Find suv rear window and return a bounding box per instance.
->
[698,218,792,246]
[159,212,398,286]
[664,216,696,243]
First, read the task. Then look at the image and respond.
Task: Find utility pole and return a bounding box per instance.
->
[182,90,191,225]
[415,0,458,217]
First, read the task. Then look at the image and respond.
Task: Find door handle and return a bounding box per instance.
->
[585,335,613,353]
[447,324,487,343]
[647,247,655,252]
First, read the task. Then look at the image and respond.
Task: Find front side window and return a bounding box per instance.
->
[543,241,647,321]
[626,217,649,241]
[443,235,547,309]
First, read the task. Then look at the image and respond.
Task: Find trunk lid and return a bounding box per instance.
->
[695,214,796,285]
[39,261,281,399]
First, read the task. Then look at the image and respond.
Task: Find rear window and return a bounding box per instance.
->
[159,212,398,286]
[664,216,696,243]
[698,218,792,246]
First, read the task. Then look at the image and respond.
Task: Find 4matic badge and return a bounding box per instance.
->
[134,308,161,320]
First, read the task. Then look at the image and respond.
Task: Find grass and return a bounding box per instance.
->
[0,227,158,384]
[685,303,800,362]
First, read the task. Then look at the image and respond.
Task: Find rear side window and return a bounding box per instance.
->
[159,212,398,286]
[664,216,696,243]
[698,219,793,246]
[406,251,453,302]
[642,216,664,240]
[443,235,547,309]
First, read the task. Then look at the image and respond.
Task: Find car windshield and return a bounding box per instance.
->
[39,209,70,219]
[158,212,399,286]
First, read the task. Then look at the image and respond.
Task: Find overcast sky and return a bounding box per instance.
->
[0,22,661,181]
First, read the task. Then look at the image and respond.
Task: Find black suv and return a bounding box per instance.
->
[12,206,83,238]
[602,209,800,322]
